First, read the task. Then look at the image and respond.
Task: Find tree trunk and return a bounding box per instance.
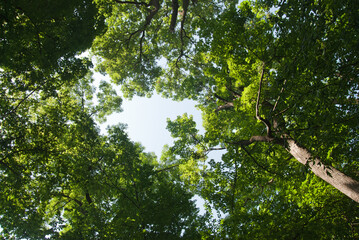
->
[286,138,359,203]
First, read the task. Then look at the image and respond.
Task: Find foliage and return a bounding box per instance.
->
[1,0,359,239]
[93,0,359,238]
[0,1,205,238]
[0,71,205,239]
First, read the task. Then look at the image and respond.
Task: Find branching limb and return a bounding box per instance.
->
[255,64,265,120]
[124,0,160,57]
[175,0,190,64]
[207,147,226,151]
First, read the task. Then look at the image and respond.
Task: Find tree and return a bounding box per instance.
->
[93,0,359,201]
[0,72,206,239]
[0,0,105,177]
[0,0,104,73]
[93,0,359,238]
[1,1,206,238]
[92,0,226,98]
[2,0,359,238]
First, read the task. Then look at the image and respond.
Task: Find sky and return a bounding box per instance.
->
[102,94,203,157]
[94,72,203,158]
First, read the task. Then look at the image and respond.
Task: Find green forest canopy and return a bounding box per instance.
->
[1,0,359,239]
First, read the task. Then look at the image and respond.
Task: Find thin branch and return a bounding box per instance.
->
[207,147,226,151]
[272,79,287,113]
[255,64,265,119]
[139,31,145,62]
[255,64,272,137]
[226,86,242,99]
[190,133,208,151]
[213,93,235,112]
[85,192,92,204]
[125,0,160,50]
[175,0,190,65]
[241,146,277,175]
[5,88,37,117]
[97,164,141,209]
[59,193,83,207]
[274,106,290,117]
[59,192,88,215]
[113,0,149,6]
[214,93,232,103]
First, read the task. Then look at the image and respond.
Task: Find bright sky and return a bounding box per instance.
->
[94,72,203,158]
[104,94,203,157]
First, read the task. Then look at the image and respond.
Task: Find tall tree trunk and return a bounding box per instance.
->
[286,138,359,203]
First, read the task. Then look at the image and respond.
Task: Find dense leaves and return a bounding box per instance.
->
[93,0,359,238]
[0,82,203,238]
[0,1,204,238]
[1,0,359,239]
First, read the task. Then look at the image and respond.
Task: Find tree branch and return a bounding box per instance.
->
[125,0,160,53]
[97,164,141,209]
[226,86,242,99]
[59,193,83,207]
[215,102,234,113]
[113,0,149,6]
[272,79,287,113]
[175,0,190,64]
[241,146,277,175]
[255,64,272,137]
[85,192,92,204]
[214,93,231,103]
[213,93,235,112]
[139,31,145,62]
[169,0,179,32]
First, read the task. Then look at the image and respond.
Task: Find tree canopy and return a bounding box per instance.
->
[1,0,359,239]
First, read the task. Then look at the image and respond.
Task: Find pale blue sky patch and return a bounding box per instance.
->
[102,93,203,157]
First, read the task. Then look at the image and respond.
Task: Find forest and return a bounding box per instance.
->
[1,0,359,239]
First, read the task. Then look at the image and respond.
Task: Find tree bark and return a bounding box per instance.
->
[285,138,359,203]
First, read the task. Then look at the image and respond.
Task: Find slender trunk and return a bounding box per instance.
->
[285,138,359,203]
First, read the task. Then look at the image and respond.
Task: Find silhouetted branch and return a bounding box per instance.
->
[113,0,149,6]
[169,0,179,32]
